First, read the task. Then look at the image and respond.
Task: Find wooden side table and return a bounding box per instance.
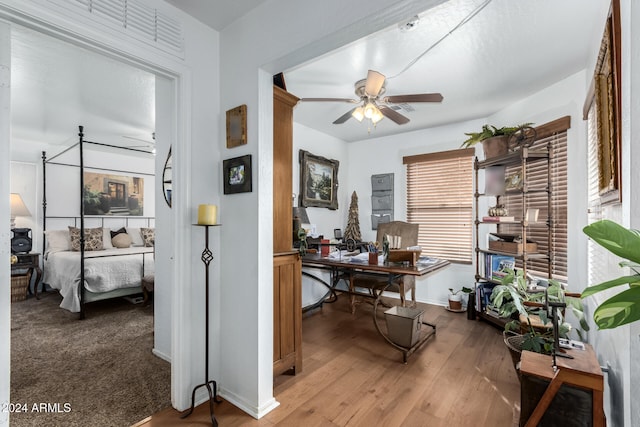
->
[519,344,604,427]
[11,252,43,299]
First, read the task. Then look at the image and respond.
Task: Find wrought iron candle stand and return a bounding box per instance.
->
[181,224,222,426]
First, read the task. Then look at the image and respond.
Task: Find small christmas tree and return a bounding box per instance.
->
[343,191,362,242]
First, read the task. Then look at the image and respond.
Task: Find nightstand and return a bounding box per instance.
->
[11,253,43,299]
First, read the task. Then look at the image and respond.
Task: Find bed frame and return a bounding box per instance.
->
[42,125,155,319]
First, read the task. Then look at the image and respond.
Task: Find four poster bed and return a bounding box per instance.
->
[41,126,156,318]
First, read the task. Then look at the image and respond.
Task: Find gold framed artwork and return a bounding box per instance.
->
[594,0,622,204]
[505,171,523,191]
[226,104,247,148]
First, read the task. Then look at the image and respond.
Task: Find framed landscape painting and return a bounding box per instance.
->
[299,150,339,210]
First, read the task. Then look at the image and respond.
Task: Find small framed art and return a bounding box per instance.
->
[223,154,252,194]
[226,104,247,148]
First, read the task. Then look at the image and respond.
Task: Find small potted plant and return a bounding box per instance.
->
[461,123,533,158]
[448,287,472,312]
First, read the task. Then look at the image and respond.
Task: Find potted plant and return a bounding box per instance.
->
[582,219,640,329]
[491,269,588,373]
[461,123,533,158]
[448,287,472,311]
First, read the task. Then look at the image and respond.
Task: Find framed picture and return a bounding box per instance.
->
[504,171,522,191]
[83,171,145,215]
[299,150,339,210]
[223,155,252,194]
[226,104,247,148]
[594,1,622,204]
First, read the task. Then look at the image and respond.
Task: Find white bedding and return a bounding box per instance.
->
[43,247,155,313]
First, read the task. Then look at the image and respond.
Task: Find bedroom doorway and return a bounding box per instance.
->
[5,19,178,425]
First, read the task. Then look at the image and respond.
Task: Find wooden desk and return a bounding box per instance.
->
[519,344,604,427]
[302,253,450,362]
[11,252,42,298]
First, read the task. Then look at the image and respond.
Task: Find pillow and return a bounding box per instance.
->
[44,229,71,257]
[68,226,104,251]
[111,233,132,248]
[126,227,145,247]
[102,228,114,249]
[140,227,155,247]
[110,227,127,239]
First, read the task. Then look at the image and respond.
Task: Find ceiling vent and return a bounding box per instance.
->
[52,0,184,57]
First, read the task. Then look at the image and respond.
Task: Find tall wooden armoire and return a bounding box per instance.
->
[273,85,302,376]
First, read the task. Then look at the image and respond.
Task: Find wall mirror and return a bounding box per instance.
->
[162,146,172,207]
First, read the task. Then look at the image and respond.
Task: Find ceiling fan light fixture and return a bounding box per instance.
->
[352,106,365,122]
[371,108,384,124]
[363,101,378,119]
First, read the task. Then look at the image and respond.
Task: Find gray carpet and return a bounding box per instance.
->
[10,291,171,427]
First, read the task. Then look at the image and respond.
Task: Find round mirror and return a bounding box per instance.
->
[162,147,172,207]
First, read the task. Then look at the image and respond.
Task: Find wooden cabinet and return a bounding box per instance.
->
[273,251,302,376]
[273,85,302,376]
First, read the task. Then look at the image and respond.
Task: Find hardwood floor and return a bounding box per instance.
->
[134,296,520,426]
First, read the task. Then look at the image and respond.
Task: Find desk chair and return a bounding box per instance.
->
[350,221,419,313]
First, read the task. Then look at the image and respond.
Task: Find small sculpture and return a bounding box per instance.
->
[488,204,509,217]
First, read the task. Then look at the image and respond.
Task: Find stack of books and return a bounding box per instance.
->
[482,216,515,222]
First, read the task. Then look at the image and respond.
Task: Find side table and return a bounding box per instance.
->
[11,252,43,299]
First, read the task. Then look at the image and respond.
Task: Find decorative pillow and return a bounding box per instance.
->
[140,227,155,247]
[111,233,132,248]
[68,226,104,251]
[44,229,71,257]
[110,227,127,239]
[126,227,145,247]
[102,228,114,249]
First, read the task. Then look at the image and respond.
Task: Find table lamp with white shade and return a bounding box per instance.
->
[10,193,31,228]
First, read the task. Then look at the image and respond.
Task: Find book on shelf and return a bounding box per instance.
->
[484,253,515,282]
[482,216,515,222]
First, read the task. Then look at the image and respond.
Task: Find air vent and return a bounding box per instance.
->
[54,0,184,56]
[390,103,415,113]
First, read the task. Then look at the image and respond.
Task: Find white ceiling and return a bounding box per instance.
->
[10,0,610,159]
[10,25,156,159]
[165,0,268,31]
[282,0,609,142]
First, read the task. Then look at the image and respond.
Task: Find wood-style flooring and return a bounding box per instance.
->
[134,295,520,427]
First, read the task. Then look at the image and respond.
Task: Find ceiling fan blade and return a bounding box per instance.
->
[364,70,386,97]
[383,93,444,103]
[333,108,356,124]
[379,106,410,125]
[300,97,359,103]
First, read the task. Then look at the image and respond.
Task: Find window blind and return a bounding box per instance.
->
[404,148,475,263]
[587,104,611,287]
[499,121,569,280]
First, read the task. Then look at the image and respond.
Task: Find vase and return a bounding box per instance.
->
[482,135,509,158]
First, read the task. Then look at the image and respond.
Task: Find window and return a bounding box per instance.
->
[499,118,570,280]
[404,148,475,263]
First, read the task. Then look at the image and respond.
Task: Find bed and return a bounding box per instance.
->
[42,125,156,318]
[43,227,155,313]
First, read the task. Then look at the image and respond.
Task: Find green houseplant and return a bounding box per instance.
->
[461,123,533,158]
[491,270,588,354]
[448,287,472,311]
[582,219,640,329]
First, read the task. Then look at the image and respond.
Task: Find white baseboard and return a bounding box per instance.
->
[219,387,280,419]
[152,347,171,363]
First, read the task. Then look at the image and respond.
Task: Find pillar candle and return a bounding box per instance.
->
[197,204,218,225]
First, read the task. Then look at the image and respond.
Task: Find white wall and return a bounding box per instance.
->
[0,21,11,427]
[218,0,447,417]
[293,122,348,237]
[0,0,221,419]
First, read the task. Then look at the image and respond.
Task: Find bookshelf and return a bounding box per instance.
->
[473,146,553,325]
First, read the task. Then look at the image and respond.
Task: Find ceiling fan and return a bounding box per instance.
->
[300,70,443,125]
